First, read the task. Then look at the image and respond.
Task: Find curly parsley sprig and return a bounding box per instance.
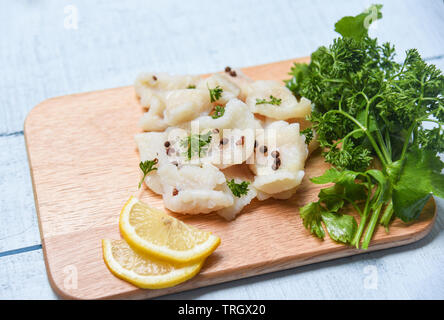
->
[227,179,250,198]
[138,159,158,189]
[212,105,225,119]
[208,85,223,103]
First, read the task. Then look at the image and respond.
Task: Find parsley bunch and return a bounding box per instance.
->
[287,4,444,249]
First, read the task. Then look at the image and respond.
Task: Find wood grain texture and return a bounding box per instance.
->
[24,58,436,299]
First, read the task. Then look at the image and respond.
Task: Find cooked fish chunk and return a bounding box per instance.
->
[135,73,202,131]
[163,89,212,126]
[209,128,255,169]
[222,68,253,101]
[255,185,299,201]
[249,121,308,195]
[135,72,200,106]
[216,165,257,220]
[246,80,312,120]
[196,98,261,131]
[134,131,169,194]
[158,163,233,214]
[138,95,169,131]
[197,74,241,105]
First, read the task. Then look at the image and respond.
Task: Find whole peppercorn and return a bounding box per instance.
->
[259,145,268,154]
[271,150,280,158]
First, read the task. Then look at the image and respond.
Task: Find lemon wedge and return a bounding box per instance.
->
[119,196,221,264]
[102,239,203,289]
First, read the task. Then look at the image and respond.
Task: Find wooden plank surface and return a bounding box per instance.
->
[1,0,444,300]
[24,57,436,299]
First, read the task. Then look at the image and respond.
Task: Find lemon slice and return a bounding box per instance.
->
[102,239,203,289]
[119,196,221,264]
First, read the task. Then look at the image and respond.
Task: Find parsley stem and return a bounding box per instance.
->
[330,110,388,169]
[321,194,363,216]
[399,121,417,161]
[351,179,372,248]
[361,202,383,249]
[351,202,369,248]
[331,128,363,148]
[375,126,392,163]
[351,174,374,248]
[380,200,394,231]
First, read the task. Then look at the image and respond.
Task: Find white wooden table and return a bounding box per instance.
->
[1,0,443,299]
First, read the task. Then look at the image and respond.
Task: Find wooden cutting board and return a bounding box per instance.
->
[24,57,436,299]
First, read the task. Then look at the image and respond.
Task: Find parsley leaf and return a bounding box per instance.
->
[138,159,158,189]
[180,131,213,160]
[255,95,282,106]
[187,84,196,89]
[393,147,444,222]
[334,4,382,41]
[212,105,225,119]
[300,202,325,239]
[321,212,357,243]
[299,200,357,244]
[227,179,250,198]
[208,85,223,103]
[300,127,314,145]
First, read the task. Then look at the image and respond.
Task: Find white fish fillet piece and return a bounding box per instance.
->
[246,80,312,120]
[134,73,203,131]
[249,120,308,196]
[216,165,257,221]
[197,73,240,105]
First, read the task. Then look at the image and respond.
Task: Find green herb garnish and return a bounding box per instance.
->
[227,179,250,198]
[300,127,314,145]
[255,95,282,106]
[187,84,196,89]
[208,85,223,103]
[212,105,225,119]
[180,131,213,160]
[138,159,158,189]
[287,4,444,249]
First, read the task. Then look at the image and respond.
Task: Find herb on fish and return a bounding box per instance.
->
[180,131,213,160]
[227,179,250,198]
[255,95,282,106]
[212,105,225,119]
[208,85,223,103]
[138,159,158,189]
